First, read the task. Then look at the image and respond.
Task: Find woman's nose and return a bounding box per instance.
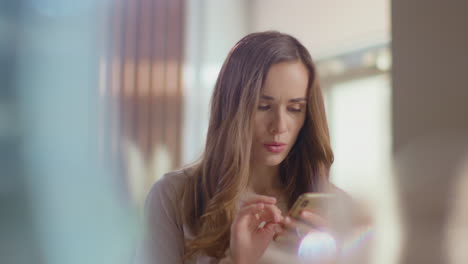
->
[269,110,287,135]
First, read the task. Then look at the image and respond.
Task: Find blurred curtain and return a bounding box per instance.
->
[102,0,185,202]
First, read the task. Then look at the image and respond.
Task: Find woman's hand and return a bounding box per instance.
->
[283,209,329,236]
[278,210,338,264]
[229,194,284,264]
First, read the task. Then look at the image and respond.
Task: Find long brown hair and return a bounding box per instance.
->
[182,31,334,259]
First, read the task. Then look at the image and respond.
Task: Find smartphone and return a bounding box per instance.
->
[287,192,336,219]
[273,193,336,242]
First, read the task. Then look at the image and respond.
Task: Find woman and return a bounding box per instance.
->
[137,31,353,264]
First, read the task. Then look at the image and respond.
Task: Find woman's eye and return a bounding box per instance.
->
[288,107,302,112]
[288,103,305,113]
[258,105,270,111]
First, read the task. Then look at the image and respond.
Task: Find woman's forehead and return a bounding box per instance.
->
[261,61,309,100]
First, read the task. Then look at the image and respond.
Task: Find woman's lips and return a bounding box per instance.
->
[263,142,286,153]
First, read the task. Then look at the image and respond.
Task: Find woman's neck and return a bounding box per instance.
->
[247,164,283,196]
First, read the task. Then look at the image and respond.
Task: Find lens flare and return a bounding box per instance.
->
[297,231,337,263]
[341,225,374,257]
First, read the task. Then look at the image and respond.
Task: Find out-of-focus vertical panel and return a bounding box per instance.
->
[121,0,139,145]
[150,0,168,171]
[136,0,153,157]
[165,0,184,168]
[97,1,111,163]
[104,0,185,195]
[109,0,125,168]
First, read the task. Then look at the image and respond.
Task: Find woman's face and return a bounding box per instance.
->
[252,61,309,167]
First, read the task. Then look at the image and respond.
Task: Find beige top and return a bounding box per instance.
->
[133,170,310,264]
[133,170,359,263]
[133,170,196,263]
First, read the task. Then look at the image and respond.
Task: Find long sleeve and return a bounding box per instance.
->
[134,175,185,264]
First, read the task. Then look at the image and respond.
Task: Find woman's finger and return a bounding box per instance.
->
[236,203,265,220]
[275,216,322,241]
[235,203,283,225]
[281,213,326,234]
[281,216,300,233]
[297,210,328,229]
[261,222,284,235]
[238,193,277,208]
[258,204,283,223]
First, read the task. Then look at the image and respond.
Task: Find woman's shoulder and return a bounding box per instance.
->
[138,169,196,263]
[143,169,194,229]
[148,168,192,201]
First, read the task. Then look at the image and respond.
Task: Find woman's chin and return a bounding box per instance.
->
[262,156,286,166]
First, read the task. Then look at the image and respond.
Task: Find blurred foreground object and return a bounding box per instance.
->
[1,1,137,264]
[392,0,468,263]
[394,134,468,264]
[445,152,468,264]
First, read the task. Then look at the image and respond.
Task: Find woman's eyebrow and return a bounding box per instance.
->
[289,98,307,103]
[260,95,306,102]
[260,95,275,100]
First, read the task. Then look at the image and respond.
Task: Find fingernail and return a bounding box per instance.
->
[285,217,291,223]
[279,215,284,221]
[301,211,312,217]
